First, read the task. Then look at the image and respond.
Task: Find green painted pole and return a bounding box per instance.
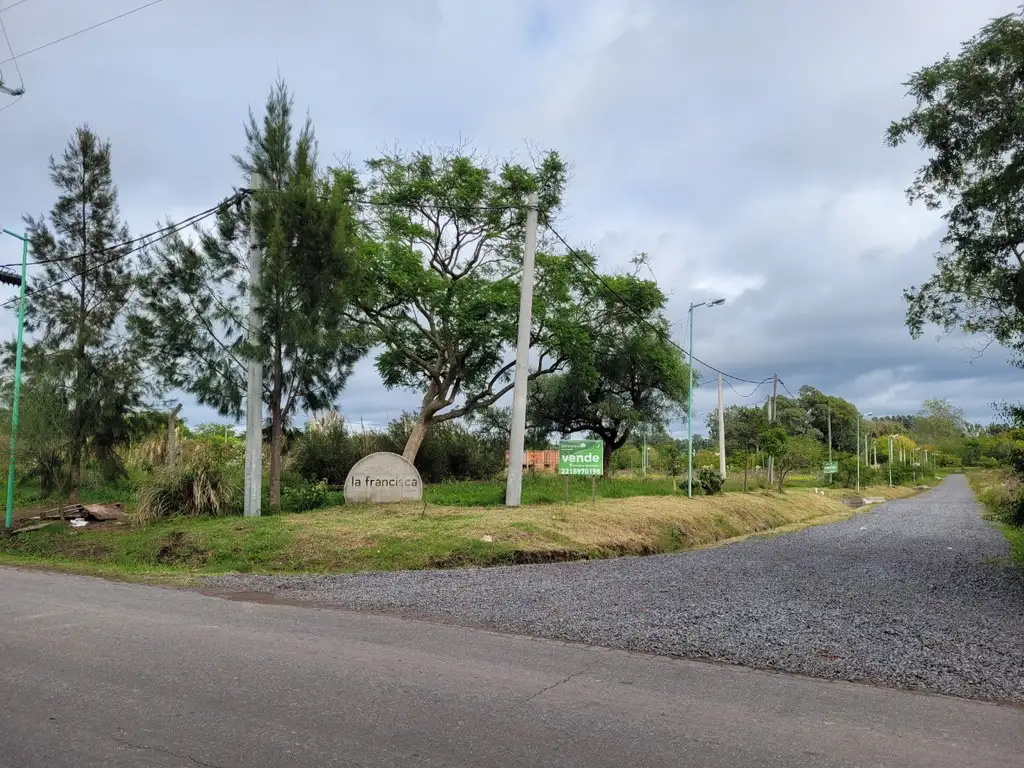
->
[687,304,695,499]
[3,230,28,530]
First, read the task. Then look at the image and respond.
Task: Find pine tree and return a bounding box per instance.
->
[135,80,366,506]
[21,126,143,499]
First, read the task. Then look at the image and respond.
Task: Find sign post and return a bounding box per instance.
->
[559,439,603,505]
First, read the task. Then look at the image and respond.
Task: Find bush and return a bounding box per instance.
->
[695,467,724,495]
[281,480,331,512]
[292,423,366,486]
[135,447,240,524]
[293,416,504,488]
[835,457,880,488]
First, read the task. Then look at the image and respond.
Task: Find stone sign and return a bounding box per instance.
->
[344,452,423,504]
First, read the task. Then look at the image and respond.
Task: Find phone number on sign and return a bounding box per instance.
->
[560,468,602,475]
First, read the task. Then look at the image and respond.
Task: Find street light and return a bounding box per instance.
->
[687,297,726,498]
[888,434,900,488]
[856,411,872,493]
[1,228,28,531]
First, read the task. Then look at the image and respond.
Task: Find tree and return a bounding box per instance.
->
[707,404,769,456]
[773,437,822,492]
[352,147,572,461]
[912,398,968,449]
[887,9,1024,362]
[797,386,860,453]
[21,126,147,498]
[528,273,693,475]
[135,81,365,505]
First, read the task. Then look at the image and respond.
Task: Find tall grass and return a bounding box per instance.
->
[135,447,240,524]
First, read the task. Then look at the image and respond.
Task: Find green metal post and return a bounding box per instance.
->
[687,304,695,498]
[3,230,28,530]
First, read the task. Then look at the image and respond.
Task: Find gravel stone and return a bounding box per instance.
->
[205,475,1024,702]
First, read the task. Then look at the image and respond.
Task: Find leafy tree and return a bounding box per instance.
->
[135,81,365,506]
[0,365,71,498]
[912,398,968,448]
[887,9,1024,362]
[528,273,693,474]
[707,403,769,455]
[352,147,572,461]
[20,126,148,498]
[797,386,860,453]
[773,437,822,492]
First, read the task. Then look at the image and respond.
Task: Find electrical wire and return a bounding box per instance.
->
[778,379,796,400]
[0,194,240,269]
[547,224,772,386]
[724,377,774,400]
[0,12,23,94]
[0,1,33,13]
[0,91,20,112]
[241,186,523,213]
[0,194,240,309]
[0,0,170,66]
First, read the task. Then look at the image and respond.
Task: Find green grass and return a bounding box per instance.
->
[967,469,1024,567]
[424,474,685,506]
[0,486,902,580]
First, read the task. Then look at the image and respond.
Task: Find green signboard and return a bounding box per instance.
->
[559,439,604,476]
[823,461,839,474]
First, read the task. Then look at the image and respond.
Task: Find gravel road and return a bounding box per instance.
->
[206,475,1024,702]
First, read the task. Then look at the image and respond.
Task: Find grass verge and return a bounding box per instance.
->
[0,484,917,582]
[967,469,1024,566]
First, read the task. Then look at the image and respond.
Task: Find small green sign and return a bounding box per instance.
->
[559,439,604,476]
[823,461,839,474]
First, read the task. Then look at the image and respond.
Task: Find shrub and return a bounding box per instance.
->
[281,480,330,512]
[695,467,724,495]
[292,423,367,486]
[135,447,240,524]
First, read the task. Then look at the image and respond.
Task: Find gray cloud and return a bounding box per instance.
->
[0,0,1019,435]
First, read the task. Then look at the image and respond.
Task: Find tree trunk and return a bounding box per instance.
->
[269,400,283,508]
[603,441,615,478]
[403,416,430,463]
[68,430,83,504]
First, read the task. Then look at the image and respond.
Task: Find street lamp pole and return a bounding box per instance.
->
[687,298,726,498]
[1,229,29,530]
[856,411,872,493]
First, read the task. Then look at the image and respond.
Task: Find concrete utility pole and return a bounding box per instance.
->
[717,373,726,479]
[243,174,263,518]
[504,191,539,508]
[826,405,833,482]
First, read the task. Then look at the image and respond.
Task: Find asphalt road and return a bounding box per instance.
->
[1,568,1022,767]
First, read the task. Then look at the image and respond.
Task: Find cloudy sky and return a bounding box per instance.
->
[0,0,1019,434]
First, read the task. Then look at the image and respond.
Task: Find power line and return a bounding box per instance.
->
[724,377,774,399]
[0,1,34,13]
[0,0,170,66]
[546,224,771,386]
[0,194,240,309]
[778,379,797,400]
[0,194,241,268]
[0,13,23,95]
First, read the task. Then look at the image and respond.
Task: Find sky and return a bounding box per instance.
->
[0,0,1020,435]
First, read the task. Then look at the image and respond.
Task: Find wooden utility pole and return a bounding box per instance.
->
[166,404,183,467]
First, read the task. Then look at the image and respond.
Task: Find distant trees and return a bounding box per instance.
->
[528,272,692,474]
